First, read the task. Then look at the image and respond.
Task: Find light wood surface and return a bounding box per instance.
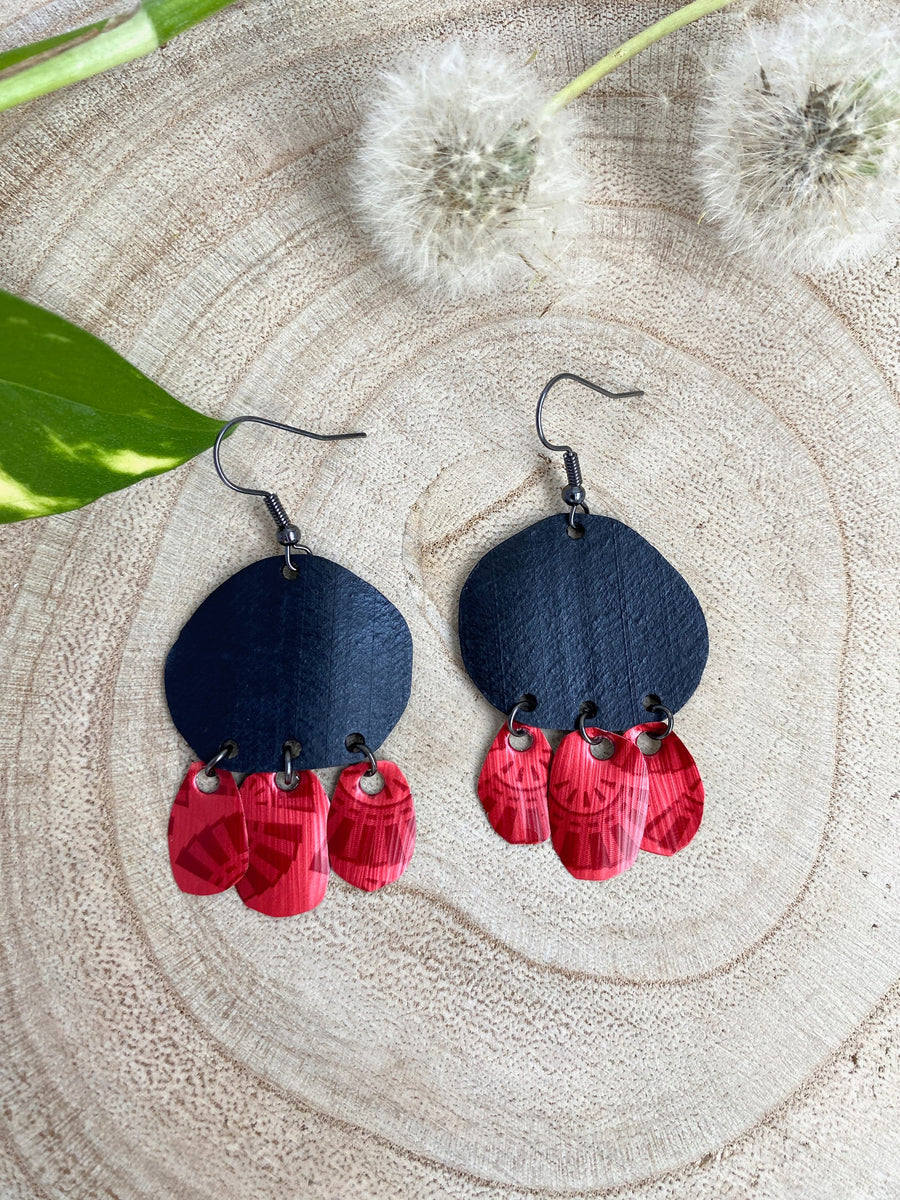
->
[1,1,898,1196]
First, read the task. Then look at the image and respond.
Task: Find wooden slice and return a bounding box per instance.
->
[1,0,898,1193]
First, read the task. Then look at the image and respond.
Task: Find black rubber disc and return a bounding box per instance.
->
[458,513,708,731]
[165,554,412,772]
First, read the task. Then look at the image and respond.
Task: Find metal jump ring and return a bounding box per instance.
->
[203,739,237,777]
[282,742,297,787]
[646,704,675,740]
[506,697,536,736]
[348,735,379,777]
[577,709,604,745]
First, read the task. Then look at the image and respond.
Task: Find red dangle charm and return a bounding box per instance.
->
[236,770,330,917]
[328,759,415,891]
[548,729,649,880]
[168,762,249,895]
[477,722,551,844]
[624,722,704,855]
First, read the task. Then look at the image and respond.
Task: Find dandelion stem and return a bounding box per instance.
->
[0,0,236,113]
[545,0,741,114]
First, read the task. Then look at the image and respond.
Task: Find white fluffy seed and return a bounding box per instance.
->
[696,5,900,272]
[355,42,587,296]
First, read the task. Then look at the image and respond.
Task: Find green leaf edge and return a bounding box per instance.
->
[0,289,223,524]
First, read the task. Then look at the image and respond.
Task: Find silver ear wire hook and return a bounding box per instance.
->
[213,415,366,572]
[535,373,644,532]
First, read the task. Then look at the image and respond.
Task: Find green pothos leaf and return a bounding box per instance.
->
[0,289,222,523]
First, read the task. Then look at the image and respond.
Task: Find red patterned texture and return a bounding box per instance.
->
[168,762,249,896]
[624,722,705,855]
[548,730,649,880]
[236,771,329,917]
[328,760,415,891]
[477,724,551,844]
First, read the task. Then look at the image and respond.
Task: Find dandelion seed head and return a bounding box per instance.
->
[696,6,900,272]
[356,42,586,295]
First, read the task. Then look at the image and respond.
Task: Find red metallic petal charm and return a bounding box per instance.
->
[548,730,649,880]
[168,762,249,895]
[477,723,551,844]
[328,760,415,892]
[236,771,329,917]
[624,722,705,855]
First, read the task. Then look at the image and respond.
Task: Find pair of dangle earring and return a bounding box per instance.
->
[459,374,708,880]
[165,417,416,916]
[164,374,709,909]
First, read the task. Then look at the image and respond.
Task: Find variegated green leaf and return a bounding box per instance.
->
[0,289,222,523]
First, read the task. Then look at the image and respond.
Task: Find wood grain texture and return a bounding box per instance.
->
[0,0,898,1195]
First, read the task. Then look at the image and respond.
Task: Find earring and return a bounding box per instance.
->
[165,416,415,916]
[459,374,707,880]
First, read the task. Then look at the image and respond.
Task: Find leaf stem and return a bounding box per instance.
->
[143,0,236,45]
[0,0,235,113]
[544,0,741,114]
[0,20,107,74]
